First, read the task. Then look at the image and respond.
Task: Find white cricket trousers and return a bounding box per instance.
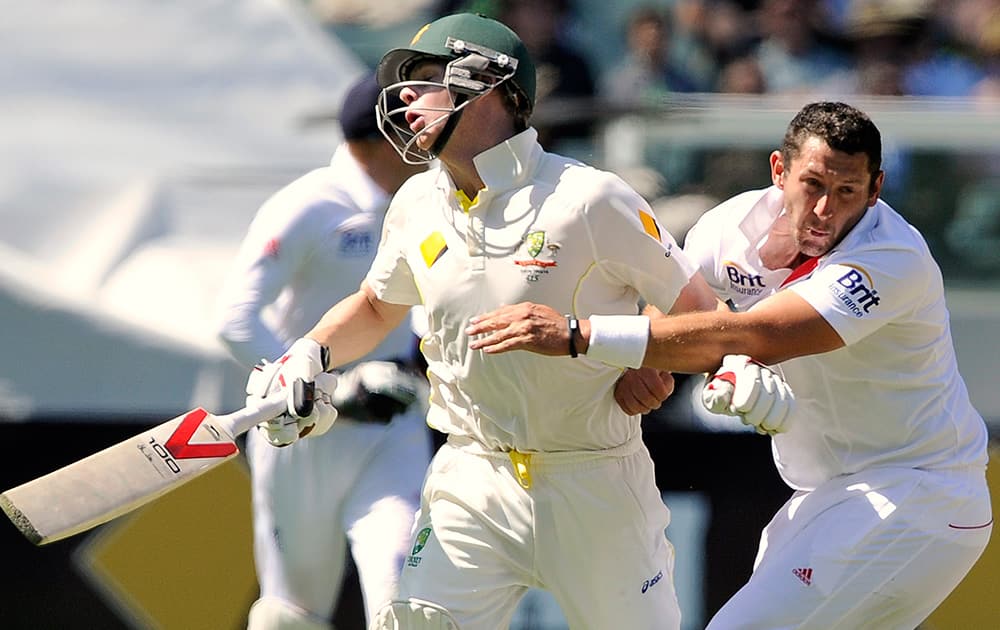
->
[391,434,681,630]
[707,466,993,630]
[247,412,431,624]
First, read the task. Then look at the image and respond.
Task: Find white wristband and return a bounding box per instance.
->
[585,315,650,368]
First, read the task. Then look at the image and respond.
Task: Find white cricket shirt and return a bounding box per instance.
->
[366,128,698,451]
[217,144,415,368]
[684,186,989,490]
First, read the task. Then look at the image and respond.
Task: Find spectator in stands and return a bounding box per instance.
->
[969,5,999,102]
[899,6,986,97]
[716,55,766,93]
[972,31,999,100]
[672,0,758,88]
[601,5,704,106]
[486,0,598,149]
[665,0,722,91]
[751,0,852,94]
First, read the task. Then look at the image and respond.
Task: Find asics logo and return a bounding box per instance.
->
[641,570,663,594]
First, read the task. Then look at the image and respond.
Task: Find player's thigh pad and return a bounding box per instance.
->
[247,596,331,630]
[370,599,460,630]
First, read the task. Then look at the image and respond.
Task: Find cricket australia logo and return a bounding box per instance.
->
[406,527,432,567]
[514,230,559,283]
[829,265,880,317]
[526,230,545,258]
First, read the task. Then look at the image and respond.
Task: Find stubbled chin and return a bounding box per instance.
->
[796,233,830,257]
[799,240,830,257]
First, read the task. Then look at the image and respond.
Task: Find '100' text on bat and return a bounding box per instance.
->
[0,394,289,546]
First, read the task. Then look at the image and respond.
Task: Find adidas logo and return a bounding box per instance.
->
[792,567,813,586]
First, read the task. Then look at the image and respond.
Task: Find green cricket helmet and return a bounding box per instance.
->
[375,13,537,164]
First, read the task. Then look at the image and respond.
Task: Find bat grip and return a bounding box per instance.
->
[292,378,316,417]
[218,393,288,438]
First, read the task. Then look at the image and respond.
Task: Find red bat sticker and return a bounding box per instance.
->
[164,409,238,459]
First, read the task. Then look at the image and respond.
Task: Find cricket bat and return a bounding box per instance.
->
[0,394,290,546]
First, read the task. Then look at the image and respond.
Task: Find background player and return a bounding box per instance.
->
[467,101,994,629]
[216,74,431,629]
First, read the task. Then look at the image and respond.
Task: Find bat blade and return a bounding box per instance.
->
[1,398,284,546]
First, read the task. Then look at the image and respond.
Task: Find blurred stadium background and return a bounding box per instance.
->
[2,1,998,628]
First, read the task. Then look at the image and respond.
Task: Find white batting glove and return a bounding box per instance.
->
[246,338,339,447]
[701,354,794,436]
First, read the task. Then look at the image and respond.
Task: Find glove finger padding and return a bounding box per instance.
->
[246,359,283,399]
[737,367,793,434]
[702,354,794,436]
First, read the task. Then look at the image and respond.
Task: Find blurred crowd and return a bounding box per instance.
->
[427,0,1000,105]
[311,0,1000,273]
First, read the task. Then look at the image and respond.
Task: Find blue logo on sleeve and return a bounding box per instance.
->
[339,229,375,257]
[829,266,880,317]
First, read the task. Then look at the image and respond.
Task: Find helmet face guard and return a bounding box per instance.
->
[376,37,520,165]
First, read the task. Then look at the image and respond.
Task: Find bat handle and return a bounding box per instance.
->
[218,393,288,438]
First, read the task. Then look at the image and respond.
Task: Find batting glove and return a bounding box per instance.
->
[701,354,794,435]
[246,338,339,447]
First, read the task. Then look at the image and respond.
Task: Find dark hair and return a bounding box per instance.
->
[500,81,532,132]
[781,102,883,192]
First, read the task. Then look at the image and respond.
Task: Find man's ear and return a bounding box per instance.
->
[868,170,885,207]
[769,150,785,189]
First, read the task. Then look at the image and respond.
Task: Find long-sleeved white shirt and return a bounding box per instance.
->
[217,144,414,369]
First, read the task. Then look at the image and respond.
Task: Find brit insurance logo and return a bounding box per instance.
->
[338,228,375,257]
[406,527,432,567]
[829,265,880,317]
[723,261,766,297]
[514,230,560,283]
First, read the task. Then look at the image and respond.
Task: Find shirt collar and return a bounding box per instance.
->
[471,127,542,196]
[745,185,882,259]
[737,186,784,249]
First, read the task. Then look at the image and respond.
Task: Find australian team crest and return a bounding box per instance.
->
[526,231,545,258]
[514,230,559,282]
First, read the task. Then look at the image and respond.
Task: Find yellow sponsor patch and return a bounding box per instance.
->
[639,209,662,242]
[420,231,448,268]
